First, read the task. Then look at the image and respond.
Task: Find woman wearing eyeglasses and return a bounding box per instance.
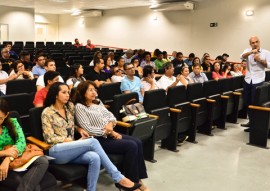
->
[111,66,125,83]
[73,80,150,191]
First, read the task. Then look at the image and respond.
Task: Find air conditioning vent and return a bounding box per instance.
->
[150,1,194,12]
[74,10,103,17]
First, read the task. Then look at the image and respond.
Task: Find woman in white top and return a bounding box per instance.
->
[141,65,158,91]
[111,66,125,83]
[230,63,243,77]
[9,60,34,80]
[66,64,86,89]
[179,66,193,86]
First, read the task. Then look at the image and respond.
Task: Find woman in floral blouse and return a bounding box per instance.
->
[41,82,140,191]
[0,98,50,190]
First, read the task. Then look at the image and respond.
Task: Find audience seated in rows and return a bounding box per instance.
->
[0,48,15,66]
[36,59,64,91]
[201,55,212,72]
[73,38,83,48]
[157,62,182,92]
[172,52,187,69]
[73,80,149,190]
[141,65,158,92]
[131,57,143,78]
[33,71,60,107]
[66,63,86,89]
[5,43,19,59]
[154,51,167,70]
[189,62,208,83]
[88,58,111,88]
[231,63,244,77]
[85,39,95,50]
[122,49,134,64]
[162,51,171,63]
[184,53,195,66]
[120,63,144,103]
[111,66,125,83]
[0,61,17,94]
[179,66,193,87]
[221,63,232,78]
[9,60,34,80]
[32,55,46,78]
[140,51,155,69]
[20,50,34,70]
[103,55,113,78]
[89,51,102,66]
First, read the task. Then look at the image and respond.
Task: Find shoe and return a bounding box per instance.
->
[241,122,250,127]
[244,128,250,132]
[115,182,141,191]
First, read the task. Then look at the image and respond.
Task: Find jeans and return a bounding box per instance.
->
[49,138,124,191]
[0,156,49,191]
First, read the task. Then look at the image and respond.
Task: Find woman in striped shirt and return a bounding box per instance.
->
[73,80,149,191]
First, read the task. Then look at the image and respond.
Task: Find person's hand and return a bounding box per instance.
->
[111,131,122,140]
[0,158,10,181]
[64,137,73,142]
[8,74,17,81]
[77,127,90,139]
[176,74,181,83]
[145,77,154,84]
[4,146,18,158]
[254,54,262,62]
[104,122,114,135]
[252,49,259,54]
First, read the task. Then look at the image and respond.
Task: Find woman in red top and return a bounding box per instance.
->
[212,62,223,80]
[221,63,232,78]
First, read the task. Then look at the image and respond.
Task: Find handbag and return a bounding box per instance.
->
[4,144,44,169]
[120,98,148,122]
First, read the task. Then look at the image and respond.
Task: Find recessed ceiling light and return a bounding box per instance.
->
[49,0,68,3]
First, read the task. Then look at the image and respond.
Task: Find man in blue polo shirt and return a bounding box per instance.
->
[121,62,144,103]
[32,54,46,78]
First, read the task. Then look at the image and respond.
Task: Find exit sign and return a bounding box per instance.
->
[210,22,218,27]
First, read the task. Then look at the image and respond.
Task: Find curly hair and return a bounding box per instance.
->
[44,82,70,108]
[0,98,16,141]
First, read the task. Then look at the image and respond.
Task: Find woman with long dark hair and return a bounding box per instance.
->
[42,82,140,191]
[0,98,51,191]
[66,63,86,89]
[73,80,150,191]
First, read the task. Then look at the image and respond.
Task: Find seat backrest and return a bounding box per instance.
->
[204,71,212,80]
[167,85,188,107]
[6,79,33,94]
[218,78,233,93]
[29,107,45,141]
[231,76,244,91]
[9,111,23,127]
[253,83,269,106]
[143,89,167,112]
[111,92,139,120]
[203,80,220,97]
[186,82,204,101]
[98,82,121,105]
[2,93,33,116]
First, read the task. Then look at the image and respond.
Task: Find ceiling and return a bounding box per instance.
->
[0,0,202,14]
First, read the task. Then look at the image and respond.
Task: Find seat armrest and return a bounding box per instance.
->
[233,92,241,96]
[116,121,132,128]
[206,99,216,103]
[26,136,51,150]
[190,103,200,107]
[248,105,270,112]
[148,114,159,119]
[104,104,110,109]
[221,95,229,99]
[170,108,181,113]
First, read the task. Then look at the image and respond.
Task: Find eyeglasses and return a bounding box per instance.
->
[87,88,97,92]
[125,67,134,71]
[115,69,122,73]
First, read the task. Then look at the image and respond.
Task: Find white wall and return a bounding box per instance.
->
[35,13,59,42]
[58,0,270,61]
[0,6,34,42]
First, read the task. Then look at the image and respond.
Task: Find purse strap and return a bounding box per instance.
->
[125,98,137,105]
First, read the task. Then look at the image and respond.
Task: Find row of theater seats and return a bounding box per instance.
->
[2,75,269,190]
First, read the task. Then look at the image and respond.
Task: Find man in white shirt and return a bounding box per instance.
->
[240,36,270,131]
[157,62,182,92]
[36,59,64,91]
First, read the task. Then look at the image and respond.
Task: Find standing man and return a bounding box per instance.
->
[240,36,270,131]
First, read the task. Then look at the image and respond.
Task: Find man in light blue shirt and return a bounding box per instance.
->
[120,63,144,102]
[240,36,270,130]
[32,54,46,78]
[189,63,208,83]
